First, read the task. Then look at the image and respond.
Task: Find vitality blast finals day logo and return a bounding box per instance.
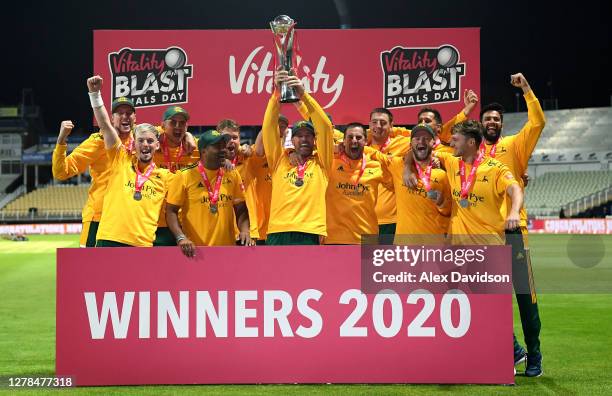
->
[380,45,466,109]
[108,47,193,108]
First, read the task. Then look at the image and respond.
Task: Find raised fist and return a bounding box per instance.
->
[87,75,103,92]
[464,89,479,105]
[510,73,528,88]
[57,120,74,144]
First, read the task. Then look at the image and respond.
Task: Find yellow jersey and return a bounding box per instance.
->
[481,90,546,228]
[262,92,333,236]
[52,132,132,222]
[325,155,383,244]
[366,136,411,225]
[372,152,450,239]
[166,164,245,246]
[95,141,173,247]
[436,152,519,245]
[153,142,200,228]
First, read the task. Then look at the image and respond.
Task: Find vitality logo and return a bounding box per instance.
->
[380,45,466,109]
[108,47,194,108]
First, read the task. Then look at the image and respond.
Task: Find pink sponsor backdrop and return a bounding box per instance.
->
[93,28,480,125]
[56,246,512,386]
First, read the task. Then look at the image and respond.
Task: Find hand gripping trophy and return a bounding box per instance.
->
[270,15,300,103]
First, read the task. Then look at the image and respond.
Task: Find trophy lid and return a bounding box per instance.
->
[270,15,295,33]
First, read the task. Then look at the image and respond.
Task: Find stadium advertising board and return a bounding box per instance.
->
[529,219,612,234]
[93,28,480,125]
[0,223,82,235]
[56,245,512,385]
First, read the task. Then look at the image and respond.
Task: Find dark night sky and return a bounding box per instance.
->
[2,0,610,135]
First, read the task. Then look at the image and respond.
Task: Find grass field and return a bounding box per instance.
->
[1,234,611,395]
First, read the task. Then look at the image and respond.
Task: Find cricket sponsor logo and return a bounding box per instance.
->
[108,47,193,108]
[380,45,466,109]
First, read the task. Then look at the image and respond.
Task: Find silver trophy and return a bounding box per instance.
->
[270,15,300,103]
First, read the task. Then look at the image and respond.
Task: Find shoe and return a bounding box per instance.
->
[514,346,527,366]
[525,353,543,377]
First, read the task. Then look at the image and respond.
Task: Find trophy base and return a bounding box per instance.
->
[280,84,300,103]
[279,96,300,104]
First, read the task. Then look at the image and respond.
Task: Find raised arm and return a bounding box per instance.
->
[512,73,546,162]
[52,121,101,180]
[288,80,333,171]
[87,76,119,149]
[262,79,284,170]
[439,89,478,143]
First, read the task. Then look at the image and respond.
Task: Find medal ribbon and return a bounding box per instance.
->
[479,141,497,158]
[378,136,391,153]
[197,161,224,207]
[459,150,484,200]
[415,159,434,191]
[296,159,308,182]
[123,135,134,154]
[161,134,184,173]
[134,162,156,194]
[341,153,367,186]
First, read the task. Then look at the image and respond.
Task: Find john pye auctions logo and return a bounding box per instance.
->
[108,47,193,108]
[380,45,466,109]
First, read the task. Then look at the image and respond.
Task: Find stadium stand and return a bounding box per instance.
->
[503,107,611,217]
[525,170,612,216]
[0,184,88,220]
[504,107,612,159]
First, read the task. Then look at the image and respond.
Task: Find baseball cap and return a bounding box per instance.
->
[163,105,190,121]
[197,130,231,151]
[411,123,435,138]
[111,97,135,113]
[292,120,315,135]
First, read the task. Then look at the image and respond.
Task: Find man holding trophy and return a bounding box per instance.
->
[263,15,334,245]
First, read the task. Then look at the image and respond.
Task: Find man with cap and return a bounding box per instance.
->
[52,96,137,247]
[166,130,252,257]
[371,123,451,244]
[152,105,200,246]
[262,70,333,245]
[325,123,383,244]
[390,89,479,152]
[85,76,173,247]
[479,73,546,377]
[295,102,344,144]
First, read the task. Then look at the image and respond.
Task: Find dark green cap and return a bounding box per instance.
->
[197,130,230,151]
[411,123,435,138]
[111,97,135,113]
[292,120,315,135]
[163,105,190,121]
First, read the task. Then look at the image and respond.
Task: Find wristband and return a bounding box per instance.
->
[176,234,187,243]
[88,91,104,108]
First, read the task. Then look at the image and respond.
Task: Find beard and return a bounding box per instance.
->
[484,125,502,143]
[414,145,432,162]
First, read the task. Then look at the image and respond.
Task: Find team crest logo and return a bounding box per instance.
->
[108,46,193,108]
[380,45,466,109]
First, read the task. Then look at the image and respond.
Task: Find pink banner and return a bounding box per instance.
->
[93,28,480,126]
[56,246,512,386]
[0,223,82,235]
[529,218,612,234]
